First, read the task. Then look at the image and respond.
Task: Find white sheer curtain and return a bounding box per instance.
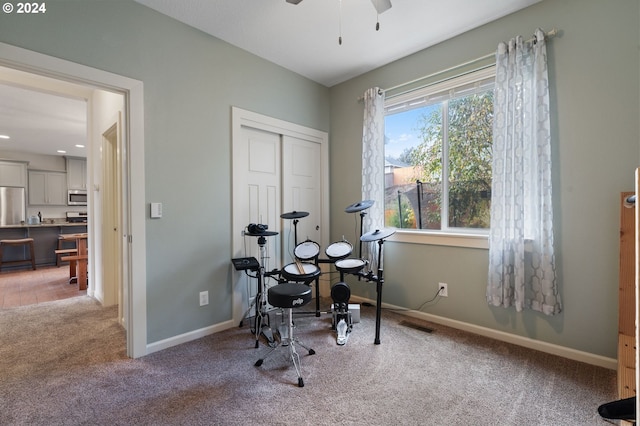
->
[361,87,385,269]
[487,29,561,315]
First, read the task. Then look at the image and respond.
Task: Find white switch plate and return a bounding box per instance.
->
[199,291,209,306]
[150,202,162,218]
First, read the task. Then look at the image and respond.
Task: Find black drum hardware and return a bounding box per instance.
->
[281,210,325,316]
[238,224,280,348]
[330,227,394,345]
[331,281,352,345]
[329,200,396,345]
[280,211,355,318]
[344,199,375,262]
[232,199,393,354]
[231,256,260,271]
[280,210,309,246]
[254,282,316,387]
[359,227,394,345]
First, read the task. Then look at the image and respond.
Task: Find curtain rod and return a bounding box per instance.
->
[358,28,559,102]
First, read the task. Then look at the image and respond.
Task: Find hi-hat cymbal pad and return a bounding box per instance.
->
[345,200,375,213]
[360,228,395,242]
[280,211,310,219]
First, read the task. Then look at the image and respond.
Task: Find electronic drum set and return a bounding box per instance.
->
[232,200,395,386]
[233,199,394,349]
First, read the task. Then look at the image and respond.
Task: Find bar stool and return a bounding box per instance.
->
[254,283,316,387]
[0,238,36,271]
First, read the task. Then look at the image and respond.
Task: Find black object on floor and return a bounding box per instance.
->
[598,396,635,423]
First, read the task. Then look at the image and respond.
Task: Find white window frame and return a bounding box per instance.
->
[383,66,496,249]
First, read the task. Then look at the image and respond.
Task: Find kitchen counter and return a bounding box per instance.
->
[0,223,88,269]
[0,222,87,229]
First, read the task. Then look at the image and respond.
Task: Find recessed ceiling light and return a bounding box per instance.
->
[0,135,10,139]
[57,150,66,154]
[75,144,85,148]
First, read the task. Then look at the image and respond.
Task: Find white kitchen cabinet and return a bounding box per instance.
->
[66,157,87,190]
[0,160,28,187]
[28,170,67,205]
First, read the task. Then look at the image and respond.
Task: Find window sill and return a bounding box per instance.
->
[386,229,489,249]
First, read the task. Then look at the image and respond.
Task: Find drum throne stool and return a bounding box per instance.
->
[254,282,316,387]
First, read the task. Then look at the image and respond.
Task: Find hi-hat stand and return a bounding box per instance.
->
[239,230,279,348]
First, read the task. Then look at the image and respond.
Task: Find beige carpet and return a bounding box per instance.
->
[0,296,617,425]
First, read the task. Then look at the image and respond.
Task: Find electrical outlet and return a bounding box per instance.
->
[199,291,209,306]
[439,282,448,297]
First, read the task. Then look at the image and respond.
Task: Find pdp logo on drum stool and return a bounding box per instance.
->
[292,297,305,306]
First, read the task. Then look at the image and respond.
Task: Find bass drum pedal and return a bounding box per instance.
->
[331,282,353,345]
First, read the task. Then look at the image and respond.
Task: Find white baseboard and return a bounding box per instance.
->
[92,289,103,304]
[146,319,236,355]
[146,298,617,370]
[349,295,617,370]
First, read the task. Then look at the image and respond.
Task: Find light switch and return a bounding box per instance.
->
[150,202,162,218]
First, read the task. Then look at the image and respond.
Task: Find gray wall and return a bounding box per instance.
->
[329,0,640,358]
[0,0,330,343]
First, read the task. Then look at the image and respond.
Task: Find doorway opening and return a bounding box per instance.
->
[0,42,147,358]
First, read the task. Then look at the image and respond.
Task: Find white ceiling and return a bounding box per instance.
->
[134,0,541,87]
[0,0,541,158]
[0,69,89,158]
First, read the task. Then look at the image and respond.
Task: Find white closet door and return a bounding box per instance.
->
[234,125,281,271]
[281,135,322,264]
[232,107,329,325]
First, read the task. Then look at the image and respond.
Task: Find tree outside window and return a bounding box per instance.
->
[384,78,494,232]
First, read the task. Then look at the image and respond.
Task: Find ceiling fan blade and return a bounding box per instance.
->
[371,0,392,14]
[370,0,391,14]
[286,0,303,4]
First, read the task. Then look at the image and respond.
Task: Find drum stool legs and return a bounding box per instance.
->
[0,238,36,271]
[255,283,316,387]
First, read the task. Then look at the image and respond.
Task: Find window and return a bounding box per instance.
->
[384,67,495,234]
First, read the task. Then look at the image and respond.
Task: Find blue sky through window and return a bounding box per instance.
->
[384,104,439,160]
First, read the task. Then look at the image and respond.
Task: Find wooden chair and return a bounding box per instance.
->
[56,234,79,266]
[57,234,88,290]
[60,254,88,290]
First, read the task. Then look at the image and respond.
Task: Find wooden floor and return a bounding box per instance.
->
[0,265,85,309]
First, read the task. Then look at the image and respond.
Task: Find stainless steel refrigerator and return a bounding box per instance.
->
[0,187,26,226]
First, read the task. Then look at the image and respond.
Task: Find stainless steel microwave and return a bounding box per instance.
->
[68,190,87,206]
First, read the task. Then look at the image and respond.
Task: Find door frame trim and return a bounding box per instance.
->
[230,106,329,325]
[0,42,147,358]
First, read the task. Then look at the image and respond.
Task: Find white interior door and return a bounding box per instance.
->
[235,126,282,270]
[101,114,122,312]
[281,135,322,264]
